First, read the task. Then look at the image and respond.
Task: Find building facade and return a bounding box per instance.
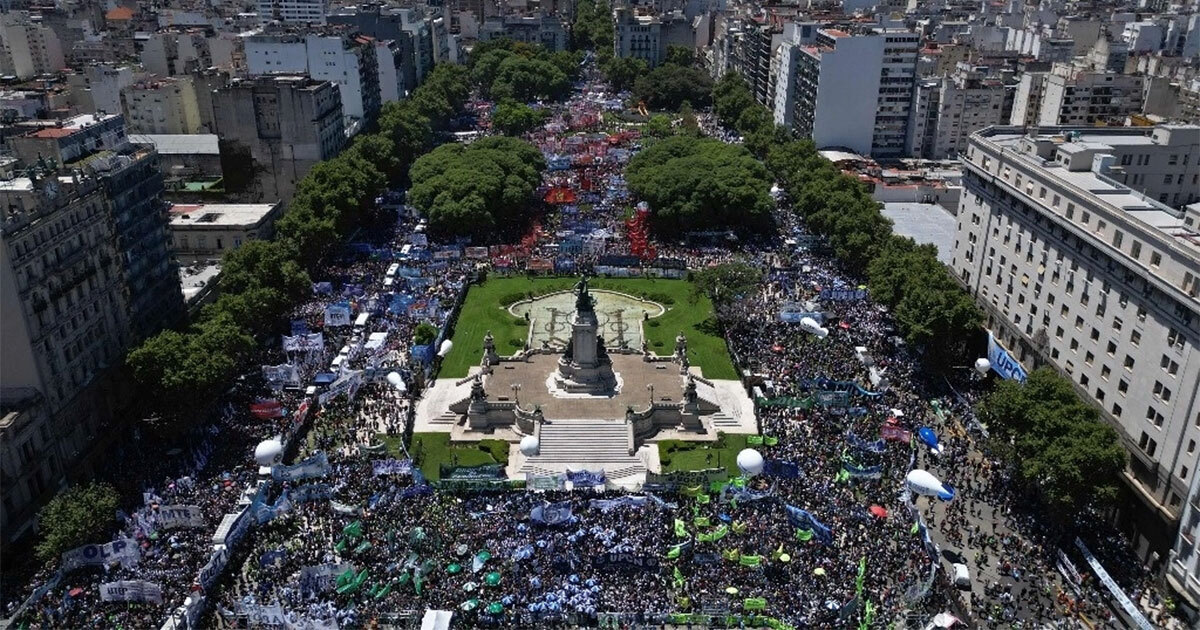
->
[245,31,381,126]
[120,77,205,135]
[257,0,327,25]
[169,202,283,264]
[211,76,344,201]
[0,12,66,79]
[1030,63,1145,126]
[908,64,1013,160]
[951,124,1200,564]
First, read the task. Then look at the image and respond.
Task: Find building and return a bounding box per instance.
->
[615,9,665,67]
[128,134,224,191]
[81,64,137,115]
[723,17,779,107]
[211,76,344,201]
[169,202,283,264]
[775,26,919,159]
[951,124,1200,565]
[328,6,434,88]
[140,30,215,77]
[257,0,326,25]
[478,15,568,52]
[1,115,183,542]
[907,64,1013,160]
[120,77,205,135]
[0,12,67,79]
[245,31,381,126]
[1021,63,1145,126]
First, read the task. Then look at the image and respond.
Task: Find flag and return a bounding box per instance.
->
[694,516,710,527]
[697,493,711,505]
[674,519,688,538]
[743,597,767,611]
[910,521,919,535]
[747,435,764,446]
[795,528,813,542]
[666,546,682,560]
[343,520,363,539]
[764,436,779,446]
[672,566,686,589]
[856,556,866,596]
[722,549,740,562]
[739,555,762,568]
[731,520,747,535]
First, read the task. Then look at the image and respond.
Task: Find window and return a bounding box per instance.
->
[1138,432,1158,457]
[1075,316,1084,329]
[1101,365,1111,379]
[1130,329,1141,345]
[1081,211,1091,225]
[1182,466,1189,481]
[1124,355,1135,370]
[1090,328,1099,341]
[1112,403,1122,417]
[1071,338,1080,351]
[1066,203,1075,219]
[1131,241,1141,259]
[1056,326,1064,339]
[1085,351,1095,365]
[1095,387,1105,401]
[1154,381,1172,402]
[1188,440,1195,455]
[1164,174,1174,184]
[1168,327,1183,348]
[1118,379,1129,394]
[1150,251,1161,267]
[1147,406,1165,427]
[1112,231,1123,248]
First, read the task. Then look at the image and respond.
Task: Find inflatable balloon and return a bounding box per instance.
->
[438,339,453,357]
[799,317,822,335]
[254,439,283,467]
[816,326,830,339]
[519,436,540,457]
[736,448,765,476]
[386,371,406,392]
[974,358,991,374]
[917,427,939,451]
[905,469,955,501]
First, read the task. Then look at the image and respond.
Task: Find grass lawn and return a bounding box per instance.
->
[657,433,748,477]
[439,276,737,380]
[408,433,510,481]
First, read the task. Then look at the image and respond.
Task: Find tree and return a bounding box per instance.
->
[35,482,120,562]
[977,368,1126,514]
[693,262,763,306]
[414,322,438,346]
[218,240,310,302]
[632,64,712,111]
[626,136,772,234]
[643,113,674,138]
[492,99,546,136]
[678,101,700,136]
[127,314,255,416]
[664,45,694,67]
[572,0,614,54]
[601,56,648,93]
[490,56,570,102]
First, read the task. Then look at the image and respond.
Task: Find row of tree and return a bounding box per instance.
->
[127,65,473,421]
[470,39,582,103]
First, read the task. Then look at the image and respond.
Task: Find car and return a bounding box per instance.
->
[952,563,971,588]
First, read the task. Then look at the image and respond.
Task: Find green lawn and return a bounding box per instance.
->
[439,276,737,379]
[658,433,748,476]
[409,433,510,481]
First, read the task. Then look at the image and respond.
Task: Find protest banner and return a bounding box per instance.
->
[272,452,331,482]
[61,539,140,572]
[155,505,205,530]
[100,580,163,604]
[372,459,412,476]
[593,552,661,572]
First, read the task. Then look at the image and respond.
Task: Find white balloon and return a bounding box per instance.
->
[736,448,764,476]
[438,339,453,357]
[519,436,540,457]
[905,469,955,501]
[974,358,991,375]
[816,327,829,339]
[386,371,407,392]
[254,439,283,467]
[799,317,821,334]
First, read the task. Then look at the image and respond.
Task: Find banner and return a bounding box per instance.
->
[593,552,661,571]
[527,474,566,490]
[241,603,288,627]
[784,505,832,545]
[250,400,285,419]
[644,468,728,488]
[61,539,140,572]
[282,333,324,352]
[846,431,886,453]
[199,548,229,590]
[99,580,162,604]
[987,332,1028,383]
[842,463,883,480]
[1074,538,1154,630]
[743,597,767,610]
[299,563,355,596]
[272,452,331,482]
[155,505,204,529]
[819,288,868,301]
[566,469,606,487]
[441,463,505,480]
[324,303,352,327]
[253,491,292,525]
[292,483,333,503]
[262,364,301,386]
[880,425,911,442]
[319,370,364,405]
[372,459,412,476]
[531,501,573,525]
[589,496,648,512]
[763,460,802,479]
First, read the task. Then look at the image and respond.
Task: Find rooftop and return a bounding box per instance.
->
[170,203,279,227]
[881,203,958,264]
[22,113,120,138]
[129,134,220,155]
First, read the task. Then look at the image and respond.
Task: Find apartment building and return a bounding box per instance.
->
[211,76,345,201]
[951,124,1200,563]
[1,114,183,542]
[169,202,283,264]
[1015,62,1145,126]
[120,77,205,135]
[328,6,434,87]
[257,0,327,25]
[615,9,666,67]
[774,26,918,158]
[908,64,1013,160]
[478,15,568,52]
[140,30,215,77]
[0,12,67,80]
[245,31,380,125]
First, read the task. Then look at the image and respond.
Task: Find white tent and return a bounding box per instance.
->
[420,609,453,630]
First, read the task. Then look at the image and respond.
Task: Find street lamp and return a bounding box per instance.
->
[511,383,522,406]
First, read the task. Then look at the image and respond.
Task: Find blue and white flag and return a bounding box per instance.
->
[531,501,573,525]
[763,459,803,479]
[785,505,833,545]
[846,431,886,453]
[567,469,606,487]
[272,452,330,482]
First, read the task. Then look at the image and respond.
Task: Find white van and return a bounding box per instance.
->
[952,563,970,588]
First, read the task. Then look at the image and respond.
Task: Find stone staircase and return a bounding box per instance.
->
[520,419,646,480]
[427,411,459,426]
[709,412,741,430]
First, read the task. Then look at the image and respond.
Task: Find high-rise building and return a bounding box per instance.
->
[1015,62,1145,127]
[0,12,67,79]
[328,6,435,87]
[907,64,1013,160]
[245,31,381,126]
[1,114,184,542]
[211,76,345,201]
[951,124,1200,562]
[120,77,205,135]
[257,0,327,25]
[774,26,918,158]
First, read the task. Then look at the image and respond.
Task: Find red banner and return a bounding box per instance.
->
[250,400,284,419]
[880,425,911,442]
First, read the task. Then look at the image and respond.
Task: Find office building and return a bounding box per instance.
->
[211,76,344,201]
[169,202,283,264]
[1014,62,1145,127]
[952,124,1200,563]
[478,15,568,52]
[907,64,1013,160]
[245,31,381,125]
[257,0,327,25]
[0,12,66,79]
[328,6,435,87]
[774,26,918,158]
[1,114,183,541]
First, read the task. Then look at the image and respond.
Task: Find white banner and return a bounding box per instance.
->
[156,505,205,530]
[1074,538,1154,630]
[100,580,163,604]
[240,603,288,627]
[283,333,324,352]
[262,364,301,386]
[318,370,363,405]
[271,452,331,482]
[61,539,140,572]
[324,304,352,327]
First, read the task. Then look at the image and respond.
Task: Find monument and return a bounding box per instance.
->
[552,277,618,394]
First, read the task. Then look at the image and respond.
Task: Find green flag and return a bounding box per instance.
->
[743,597,767,611]
[694,516,710,527]
[856,556,866,595]
[681,485,703,497]
[910,521,919,535]
[722,548,740,562]
[354,541,373,554]
[343,520,364,539]
[794,528,813,542]
[666,545,682,560]
[697,493,711,505]
[673,566,686,589]
[747,435,764,446]
[764,436,779,446]
[709,481,727,493]
[739,554,763,567]
[731,520,747,534]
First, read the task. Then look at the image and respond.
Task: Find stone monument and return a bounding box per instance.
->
[553,277,617,394]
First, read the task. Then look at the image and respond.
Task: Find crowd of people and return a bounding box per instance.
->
[2,63,1177,630]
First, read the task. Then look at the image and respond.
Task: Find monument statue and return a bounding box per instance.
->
[553,275,616,394]
[574,276,594,313]
[675,332,688,358]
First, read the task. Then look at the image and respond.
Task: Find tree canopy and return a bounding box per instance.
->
[977,368,1126,514]
[693,262,764,307]
[408,136,546,240]
[35,482,119,562]
[601,56,647,93]
[632,64,712,111]
[571,0,614,56]
[471,39,579,102]
[626,136,772,234]
[492,99,546,136]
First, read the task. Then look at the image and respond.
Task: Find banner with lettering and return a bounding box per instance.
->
[272,452,331,482]
[593,552,661,572]
[987,331,1028,383]
[531,501,573,525]
[291,483,333,503]
[588,496,649,512]
[527,474,566,490]
[100,580,162,604]
[762,460,802,479]
[282,333,324,352]
[250,400,285,419]
[566,469,607,487]
[155,505,205,529]
[262,364,301,386]
[324,303,352,327]
[299,563,356,596]
[199,548,229,590]
[784,505,832,545]
[61,539,140,572]
[372,459,412,476]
